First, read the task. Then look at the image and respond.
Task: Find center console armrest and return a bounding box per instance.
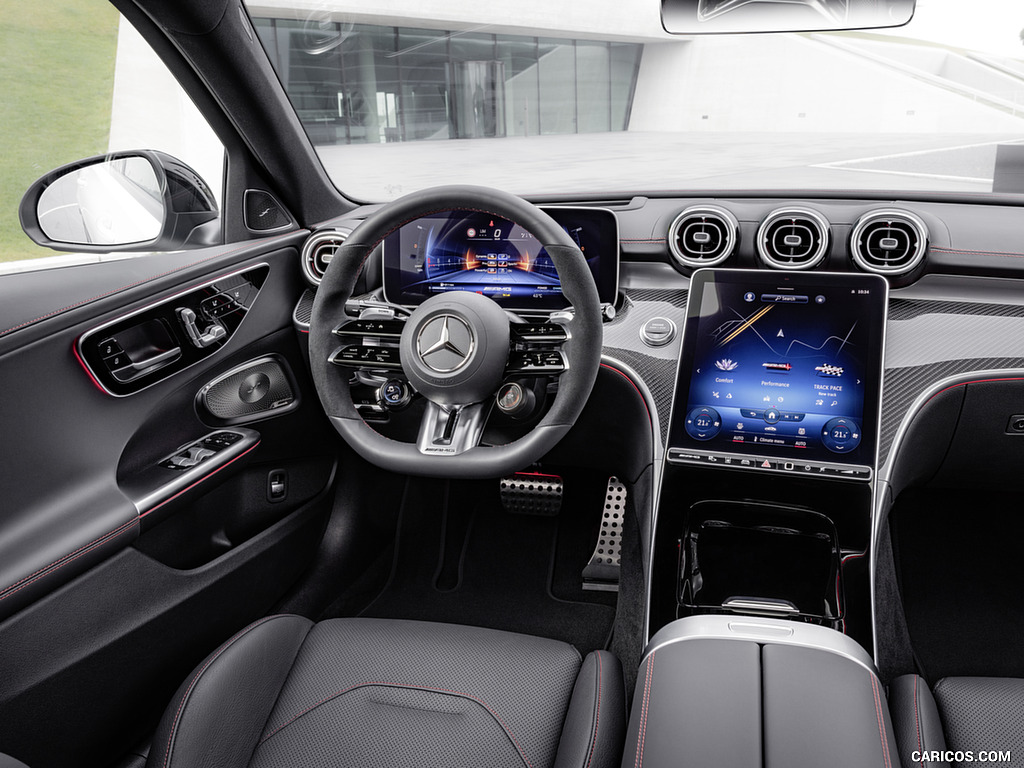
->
[622,616,898,768]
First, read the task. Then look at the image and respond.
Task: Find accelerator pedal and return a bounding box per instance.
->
[582,477,626,592]
[499,473,563,516]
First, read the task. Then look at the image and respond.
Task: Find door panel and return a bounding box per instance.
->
[0,237,339,767]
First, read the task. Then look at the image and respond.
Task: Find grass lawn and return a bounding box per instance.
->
[0,0,120,263]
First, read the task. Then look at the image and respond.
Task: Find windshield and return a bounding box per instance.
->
[254,1,1022,201]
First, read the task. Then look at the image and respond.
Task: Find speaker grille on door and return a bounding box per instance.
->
[243,190,293,232]
[198,355,298,424]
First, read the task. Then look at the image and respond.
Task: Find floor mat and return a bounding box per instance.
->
[353,473,616,655]
[891,488,1024,681]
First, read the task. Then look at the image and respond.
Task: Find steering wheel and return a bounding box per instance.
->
[309,186,603,479]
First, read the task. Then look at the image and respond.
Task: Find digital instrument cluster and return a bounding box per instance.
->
[668,269,887,478]
[382,207,618,311]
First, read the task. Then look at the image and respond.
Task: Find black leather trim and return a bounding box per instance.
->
[621,639,762,768]
[762,644,899,768]
[554,651,626,768]
[0,485,138,622]
[147,614,313,768]
[890,675,947,768]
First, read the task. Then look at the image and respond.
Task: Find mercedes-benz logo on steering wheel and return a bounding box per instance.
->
[416,314,475,373]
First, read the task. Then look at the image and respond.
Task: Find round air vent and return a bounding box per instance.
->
[756,207,830,270]
[850,209,928,276]
[668,205,738,268]
[301,228,350,285]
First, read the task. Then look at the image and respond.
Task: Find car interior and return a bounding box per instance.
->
[2,0,1024,766]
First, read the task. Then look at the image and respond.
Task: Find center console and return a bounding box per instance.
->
[649,269,887,649]
[622,616,898,768]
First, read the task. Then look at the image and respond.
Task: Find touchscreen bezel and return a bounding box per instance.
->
[381,206,619,312]
[667,268,888,474]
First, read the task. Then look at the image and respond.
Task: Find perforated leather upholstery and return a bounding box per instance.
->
[147,616,625,768]
[891,675,1024,768]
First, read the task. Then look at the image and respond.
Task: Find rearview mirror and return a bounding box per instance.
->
[662,0,916,34]
[19,150,221,253]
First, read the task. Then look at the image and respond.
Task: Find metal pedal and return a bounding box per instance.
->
[582,477,626,592]
[499,473,563,516]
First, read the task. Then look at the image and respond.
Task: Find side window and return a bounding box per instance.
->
[1,4,224,272]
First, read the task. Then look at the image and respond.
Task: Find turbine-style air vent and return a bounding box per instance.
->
[850,210,928,276]
[756,208,830,270]
[301,229,350,285]
[668,205,738,267]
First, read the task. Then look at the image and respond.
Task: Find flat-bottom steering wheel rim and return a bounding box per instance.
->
[308,185,603,479]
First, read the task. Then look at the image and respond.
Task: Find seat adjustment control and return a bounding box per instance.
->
[177,307,227,349]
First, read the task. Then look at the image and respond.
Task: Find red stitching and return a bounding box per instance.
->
[869,672,892,768]
[926,377,1024,403]
[931,246,1024,259]
[584,653,603,768]
[635,650,655,768]
[600,363,653,427]
[0,517,138,600]
[914,676,924,767]
[0,232,297,338]
[161,616,281,768]
[259,682,534,768]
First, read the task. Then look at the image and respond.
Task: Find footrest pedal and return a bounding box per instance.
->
[582,476,626,592]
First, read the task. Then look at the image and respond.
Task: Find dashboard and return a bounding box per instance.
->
[297,191,1024,481]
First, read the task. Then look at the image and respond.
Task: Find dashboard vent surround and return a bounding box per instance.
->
[850,210,928,275]
[756,208,830,270]
[668,205,738,268]
[301,229,350,285]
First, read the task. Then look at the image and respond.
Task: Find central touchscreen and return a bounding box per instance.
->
[668,269,887,474]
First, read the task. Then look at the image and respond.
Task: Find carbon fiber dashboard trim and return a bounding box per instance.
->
[889,298,1024,321]
[879,358,1024,463]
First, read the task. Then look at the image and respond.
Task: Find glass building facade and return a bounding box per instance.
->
[252,19,642,145]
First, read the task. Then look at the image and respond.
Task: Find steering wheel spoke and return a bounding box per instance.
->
[416,401,490,456]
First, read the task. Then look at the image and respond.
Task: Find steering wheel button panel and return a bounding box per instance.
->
[331,345,403,369]
[335,318,405,338]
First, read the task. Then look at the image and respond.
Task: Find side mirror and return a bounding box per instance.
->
[19,150,220,253]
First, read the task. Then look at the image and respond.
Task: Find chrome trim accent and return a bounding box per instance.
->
[301,228,350,286]
[756,206,830,271]
[668,205,738,268]
[850,209,928,276]
[643,615,879,678]
[639,316,677,348]
[416,314,475,373]
[76,263,269,398]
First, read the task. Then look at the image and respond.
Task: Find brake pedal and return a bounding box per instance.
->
[582,477,626,592]
[499,473,563,516]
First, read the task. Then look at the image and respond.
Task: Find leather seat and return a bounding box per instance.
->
[889,675,1024,768]
[146,616,625,768]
